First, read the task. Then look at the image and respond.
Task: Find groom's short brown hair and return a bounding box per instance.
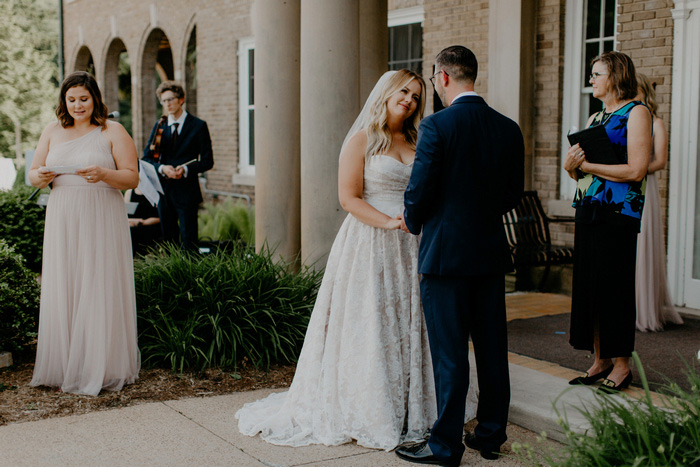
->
[435,46,478,84]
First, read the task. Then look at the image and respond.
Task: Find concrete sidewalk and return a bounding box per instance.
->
[0,362,604,467]
[0,293,674,466]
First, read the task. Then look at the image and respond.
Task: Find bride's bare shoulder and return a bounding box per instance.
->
[348,129,368,145]
[341,130,368,161]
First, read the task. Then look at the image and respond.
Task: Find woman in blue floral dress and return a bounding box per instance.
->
[563,51,652,394]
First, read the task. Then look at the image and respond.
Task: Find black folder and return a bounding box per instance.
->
[567,124,622,165]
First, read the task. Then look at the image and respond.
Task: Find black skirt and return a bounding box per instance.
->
[569,220,638,358]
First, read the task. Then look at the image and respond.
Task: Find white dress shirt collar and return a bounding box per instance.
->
[451,91,478,105]
[168,111,188,133]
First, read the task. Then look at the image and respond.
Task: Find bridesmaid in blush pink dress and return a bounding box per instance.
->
[634,74,683,332]
[28,72,140,396]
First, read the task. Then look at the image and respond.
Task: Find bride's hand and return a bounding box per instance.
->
[395,213,410,233]
[384,218,403,230]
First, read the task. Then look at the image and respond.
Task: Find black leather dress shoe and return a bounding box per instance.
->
[464,432,500,460]
[395,441,460,466]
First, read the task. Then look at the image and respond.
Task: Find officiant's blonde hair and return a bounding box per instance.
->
[365,69,426,158]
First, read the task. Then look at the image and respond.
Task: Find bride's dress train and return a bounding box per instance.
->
[236,155,477,450]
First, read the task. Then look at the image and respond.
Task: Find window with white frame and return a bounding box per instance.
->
[388,7,424,73]
[559,0,617,200]
[237,37,255,178]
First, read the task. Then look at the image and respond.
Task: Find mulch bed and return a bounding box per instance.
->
[0,349,295,426]
[508,313,700,392]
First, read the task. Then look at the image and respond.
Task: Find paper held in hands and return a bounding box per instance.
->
[567,125,622,165]
[40,165,82,174]
[137,160,163,207]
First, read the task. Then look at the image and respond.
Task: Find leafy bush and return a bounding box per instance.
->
[0,240,40,352]
[134,243,322,372]
[513,352,700,466]
[12,165,26,190]
[0,185,45,272]
[198,198,255,245]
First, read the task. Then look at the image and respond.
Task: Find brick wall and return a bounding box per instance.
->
[617,0,674,239]
[63,0,676,241]
[389,0,423,10]
[423,0,490,109]
[533,0,573,247]
[62,0,254,201]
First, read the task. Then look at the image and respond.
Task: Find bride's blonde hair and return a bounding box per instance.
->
[365,69,426,158]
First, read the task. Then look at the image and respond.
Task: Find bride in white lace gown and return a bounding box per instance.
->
[236,70,477,450]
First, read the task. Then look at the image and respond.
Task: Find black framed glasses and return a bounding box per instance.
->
[429,69,449,86]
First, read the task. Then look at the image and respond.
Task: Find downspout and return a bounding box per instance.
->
[57,0,64,83]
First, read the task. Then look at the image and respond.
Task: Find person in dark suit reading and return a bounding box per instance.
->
[396,45,524,466]
[142,81,213,250]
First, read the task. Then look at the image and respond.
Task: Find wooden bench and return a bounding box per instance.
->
[503,191,575,290]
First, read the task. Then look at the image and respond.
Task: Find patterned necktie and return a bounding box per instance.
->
[171,122,179,146]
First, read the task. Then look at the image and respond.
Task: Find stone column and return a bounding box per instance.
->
[359,0,388,102]
[299,0,359,268]
[253,0,301,264]
[488,0,536,190]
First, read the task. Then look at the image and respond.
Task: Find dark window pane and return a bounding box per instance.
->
[248,49,254,105]
[604,0,616,37]
[584,42,599,84]
[389,23,422,72]
[392,25,409,61]
[586,0,601,39]
[411,24,422,62]
[603,40,614,53]
[249,109,255,165]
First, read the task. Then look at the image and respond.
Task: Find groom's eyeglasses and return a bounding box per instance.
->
[429,70,449,86]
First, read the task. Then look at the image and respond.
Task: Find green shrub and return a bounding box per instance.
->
[513,352,700,466]
[12,165,26,190]
[198,198,255,245]
[0,240,40,352]
[0,185,45,272]
[134,243,322,372]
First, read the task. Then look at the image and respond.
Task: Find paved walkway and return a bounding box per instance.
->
[1,293,691,466]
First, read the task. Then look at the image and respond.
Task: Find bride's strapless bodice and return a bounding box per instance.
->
[363,155,412,217]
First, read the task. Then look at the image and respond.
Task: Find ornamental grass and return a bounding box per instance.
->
[512,352,700,466]
[134,243,322,373]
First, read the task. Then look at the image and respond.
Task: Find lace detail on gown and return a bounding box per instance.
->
[30,127,140,396]
[236,155,477,450]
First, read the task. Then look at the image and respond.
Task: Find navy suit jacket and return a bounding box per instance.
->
[142,113,214,205]
[404,95,524,276]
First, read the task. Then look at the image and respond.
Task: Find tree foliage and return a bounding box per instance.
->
[0,0,58,160]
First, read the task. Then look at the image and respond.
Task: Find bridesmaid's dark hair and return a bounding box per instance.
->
[56,71,108,129]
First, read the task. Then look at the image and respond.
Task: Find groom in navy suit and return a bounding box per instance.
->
[143,81,213,250]
[396,46,524,466]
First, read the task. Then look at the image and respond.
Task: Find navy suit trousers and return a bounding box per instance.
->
[421,273,510,461]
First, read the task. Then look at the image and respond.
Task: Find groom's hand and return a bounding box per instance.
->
[396,213,410,233]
